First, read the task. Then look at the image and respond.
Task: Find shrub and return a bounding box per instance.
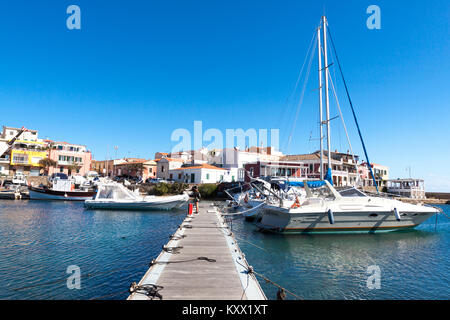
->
[169,182,189,194]
[154,183,169,196]
[198,184,218,199]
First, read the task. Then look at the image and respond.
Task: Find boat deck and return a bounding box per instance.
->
[128,201,266,300]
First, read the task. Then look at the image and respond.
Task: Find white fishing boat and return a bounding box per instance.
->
[256,16,441,233]
[29,176,96,201]
[85,182,189,210]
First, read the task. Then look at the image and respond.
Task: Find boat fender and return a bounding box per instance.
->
[394,208,401,221]
[327,209,335,224]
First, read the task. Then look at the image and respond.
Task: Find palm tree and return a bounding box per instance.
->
[67,163,81,176]
[39,158,57,176]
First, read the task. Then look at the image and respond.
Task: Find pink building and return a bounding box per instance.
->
[47,141,92,176]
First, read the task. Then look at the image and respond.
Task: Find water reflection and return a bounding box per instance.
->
[232,206,449,300]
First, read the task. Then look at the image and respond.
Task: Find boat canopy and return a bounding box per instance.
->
[95,183,137,201]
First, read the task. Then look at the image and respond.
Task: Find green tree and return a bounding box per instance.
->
[38,158,57,175]
[67,163,81,176]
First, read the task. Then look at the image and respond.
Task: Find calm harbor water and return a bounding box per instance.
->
[0,200,448,300]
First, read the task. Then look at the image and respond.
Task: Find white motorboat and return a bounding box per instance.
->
[257,180,439,234]
[85,182,189,210]
[12,172,27,186]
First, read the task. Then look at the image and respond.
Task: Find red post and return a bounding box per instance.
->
[188,203,193,216]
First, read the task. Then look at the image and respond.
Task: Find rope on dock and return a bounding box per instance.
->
[128,282,163,300]
[221,201,266,218]
[149,256,216,266]
[162,245,183,254]
[234,258,301,300]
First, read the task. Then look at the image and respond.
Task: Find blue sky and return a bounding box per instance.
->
[0,1,449,191]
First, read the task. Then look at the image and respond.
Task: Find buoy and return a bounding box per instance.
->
[327,209,335,224]
[394,208,401,221]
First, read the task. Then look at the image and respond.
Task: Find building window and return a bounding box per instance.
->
[170,174,173,179]
[161,166,165,172]
[206,173,210,180]
[178,174,181,179]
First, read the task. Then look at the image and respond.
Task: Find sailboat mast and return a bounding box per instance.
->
[317,25,324,180]
[322,16,332,173]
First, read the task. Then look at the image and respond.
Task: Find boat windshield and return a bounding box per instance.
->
[307,184,336,200]
[96,184,137,200]
[339,188,367,197]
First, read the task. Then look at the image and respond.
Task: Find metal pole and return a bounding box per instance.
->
[322,16,332,172]
[317,25,324,180]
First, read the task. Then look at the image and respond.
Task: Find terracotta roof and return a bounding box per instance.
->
[281,153,328,161]
[172,164,228,171]
[157,157,185,162]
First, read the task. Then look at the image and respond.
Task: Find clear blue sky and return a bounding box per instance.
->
[0,1,449,191]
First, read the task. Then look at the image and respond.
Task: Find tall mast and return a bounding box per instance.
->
[322,16,332,174]
[317,25,324,180]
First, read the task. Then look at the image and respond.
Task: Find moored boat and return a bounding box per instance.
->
[84,182,189,210]
[28,174,96,201]
[257,180,440,234]
[28,186,96,201]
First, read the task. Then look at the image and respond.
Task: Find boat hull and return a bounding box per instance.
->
[242,199,266,220]
[28,187,96,201]
[84,195,189,211]
[257,205,436,234]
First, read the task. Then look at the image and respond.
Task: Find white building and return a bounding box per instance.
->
[169,164,234,184]
[156,157,185,180]
[222,147,283,181]
[387,179,426,199]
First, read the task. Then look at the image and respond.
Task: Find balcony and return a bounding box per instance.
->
[58,160,83,166]
[0,156,9,164]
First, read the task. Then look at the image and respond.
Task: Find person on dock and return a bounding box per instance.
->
[192,185,201,214]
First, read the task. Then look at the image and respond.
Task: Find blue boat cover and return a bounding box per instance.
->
[288,180,326,188]
[324,168,334,186]
[287,169,333,188]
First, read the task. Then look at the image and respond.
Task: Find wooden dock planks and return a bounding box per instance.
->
[128,201,266,300]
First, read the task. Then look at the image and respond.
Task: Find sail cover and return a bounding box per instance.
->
[287,180,326,188]
[324,168,333,186]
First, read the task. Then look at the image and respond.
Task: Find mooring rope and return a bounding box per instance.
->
[149,256,216,266]
[221,201,266,217]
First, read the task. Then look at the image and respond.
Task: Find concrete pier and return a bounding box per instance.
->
[128,201,266,300]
